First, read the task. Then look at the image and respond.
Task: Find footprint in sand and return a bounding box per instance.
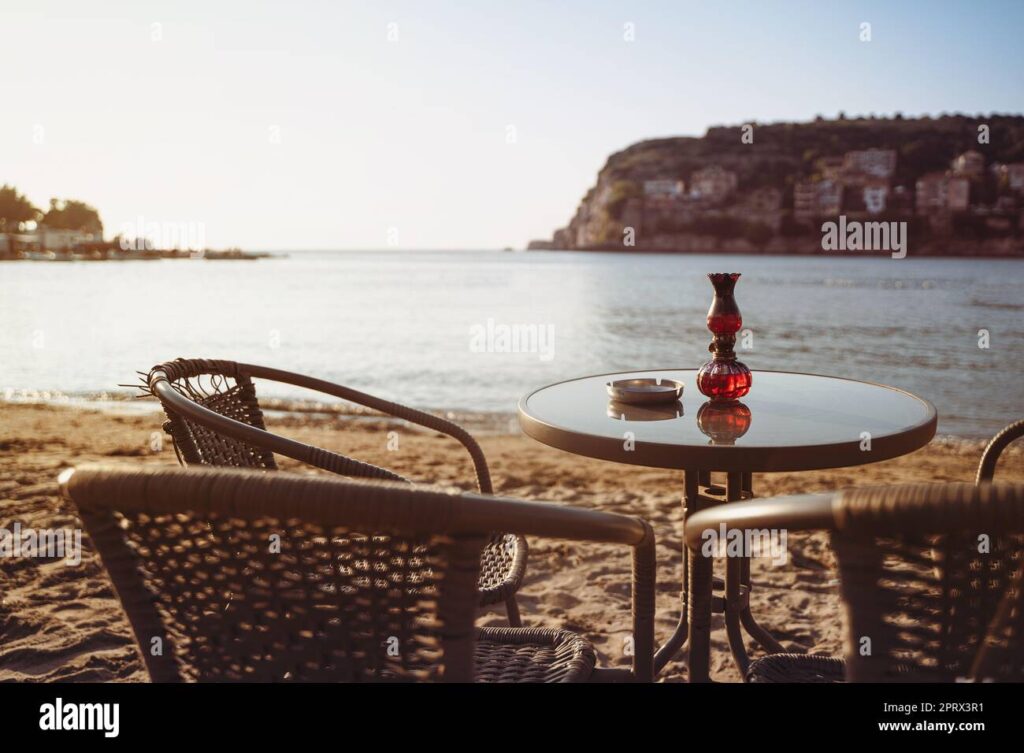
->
[544,592,583,610]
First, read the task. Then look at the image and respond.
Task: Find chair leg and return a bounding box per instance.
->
[505,596,523,627]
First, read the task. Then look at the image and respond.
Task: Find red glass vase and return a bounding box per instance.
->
[696,273,752,401]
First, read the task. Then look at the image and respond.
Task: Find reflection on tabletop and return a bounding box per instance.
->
[697,401,752,445]
[607,400,684,422]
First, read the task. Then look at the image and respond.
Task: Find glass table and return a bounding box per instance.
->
[518,369,937,681]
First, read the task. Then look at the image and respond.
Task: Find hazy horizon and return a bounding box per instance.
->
[4,0,1024,250]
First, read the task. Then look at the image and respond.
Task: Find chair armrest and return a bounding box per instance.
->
[239,363,494,492]
[149,369,408,483]
[578,522,657,683]
[977,419,1024,483]
[303,444,409,483]
[684,493,837,552]
[685,483,1024,549]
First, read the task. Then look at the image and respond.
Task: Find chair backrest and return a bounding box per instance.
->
[63,464,654,682]
[831,483,1024,682]
[149,358,278,470]
[146,358,407,483]
[971,565,1024,680]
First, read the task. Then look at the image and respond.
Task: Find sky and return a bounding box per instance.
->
[2,0,1023,250]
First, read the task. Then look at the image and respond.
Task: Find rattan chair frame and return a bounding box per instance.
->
[61,464,656,683]
[143,358,527,623]
[684,482,1024,682]
[977,419,1024,483]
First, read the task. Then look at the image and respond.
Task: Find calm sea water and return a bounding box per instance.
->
[1,251,1022,437]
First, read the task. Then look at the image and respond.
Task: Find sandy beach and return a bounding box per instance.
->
[2,399,1020,683]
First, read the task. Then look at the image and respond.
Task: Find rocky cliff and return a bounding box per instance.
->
[529,114,1024,255]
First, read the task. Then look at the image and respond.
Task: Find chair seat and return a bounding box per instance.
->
[474,627,596,683]
[747,653,846,683]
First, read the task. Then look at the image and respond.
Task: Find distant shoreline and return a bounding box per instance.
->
[525,245,1024,258]
[0,391,515,436]
[0,248,279,262]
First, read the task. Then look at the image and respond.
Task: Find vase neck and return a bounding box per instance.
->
[707,273,742,334]
[709,273,739,297]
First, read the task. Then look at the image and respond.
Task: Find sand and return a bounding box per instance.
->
[1,400,1021,683]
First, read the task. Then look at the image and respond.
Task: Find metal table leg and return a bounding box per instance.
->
[733,474,787,655]
[653,471,696,673]
[687,468,714,682]
[653,467,716,680]
[687,532,714,681]
[723,472,750,676]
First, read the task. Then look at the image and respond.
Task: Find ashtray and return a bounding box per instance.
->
[606,377,684,405]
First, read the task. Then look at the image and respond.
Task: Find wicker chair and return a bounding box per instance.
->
[141,358,527,626]
[684,481,1024,682]
[61,464,656,683]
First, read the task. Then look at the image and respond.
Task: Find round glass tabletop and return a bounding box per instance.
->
[518,369,937,472]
